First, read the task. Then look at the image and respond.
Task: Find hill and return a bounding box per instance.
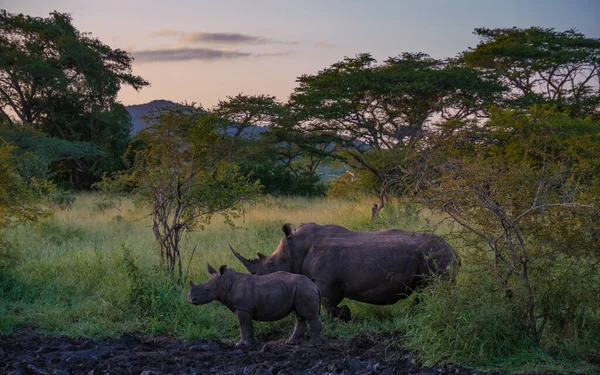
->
[126,100,267,138]
[126,100,180,134]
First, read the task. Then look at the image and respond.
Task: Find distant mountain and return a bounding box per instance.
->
[126,99,179,134]
[125,99,268,138]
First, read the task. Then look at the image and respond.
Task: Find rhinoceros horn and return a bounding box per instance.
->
[229,244,259,266]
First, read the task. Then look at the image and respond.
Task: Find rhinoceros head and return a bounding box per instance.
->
[229,224,295,276]
[187,264,230,305]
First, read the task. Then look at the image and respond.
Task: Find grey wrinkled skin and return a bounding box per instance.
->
[188,264,323,347]
[231,222,458,320]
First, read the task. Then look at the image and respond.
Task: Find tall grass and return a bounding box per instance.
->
[1,193,598,373]
[0,194,412,338]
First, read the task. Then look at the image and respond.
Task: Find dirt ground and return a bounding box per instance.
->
[0,328,478,375]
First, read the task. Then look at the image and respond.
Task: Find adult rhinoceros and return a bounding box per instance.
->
[230,222,458,320]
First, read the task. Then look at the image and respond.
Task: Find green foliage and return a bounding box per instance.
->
[120,246,198,335]
[214,94,330,196]
[403,277,597,373]
[214,93,283,137]
[409,107,600,365]
[0,10,149,188]
[291,52,504,148]
[0,10,147,124]
[0,138,50,230]
[289,52,505,208]
[235,131,328,197]
[0,124,107,184]
[239,159,327,197]
[48,189,76,210]
[463,27,600,118]
[327,169,378,200]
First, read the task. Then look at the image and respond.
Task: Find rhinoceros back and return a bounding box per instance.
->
[243,271,320,321]
[293,223,455,304]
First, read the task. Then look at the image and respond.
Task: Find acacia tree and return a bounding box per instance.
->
[119,105,261,278]
[214,93,283,138]
[409,107,600,342]
[216,94,331,196]
[0,10,149,187]
[290,53,504,212]
[462,27,600,118]
[0,123,107,184]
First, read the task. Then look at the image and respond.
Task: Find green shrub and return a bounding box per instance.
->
[49,189,76,210]
[403,273,599,373]
[121,246,238,338]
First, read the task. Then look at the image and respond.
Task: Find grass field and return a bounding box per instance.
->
[0,195,423,337]
[1,193,598,374]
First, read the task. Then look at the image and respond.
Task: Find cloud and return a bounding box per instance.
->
[314,41,336,48]
[181,32,270,45]
[132,47,288,63]
[150,29,297,45]
[151,28,180,38]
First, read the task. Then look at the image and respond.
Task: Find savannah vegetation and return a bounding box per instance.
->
[1,9,599,374]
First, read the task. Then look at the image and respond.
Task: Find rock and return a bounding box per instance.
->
[231,348,244,355]
[52,370,71,375]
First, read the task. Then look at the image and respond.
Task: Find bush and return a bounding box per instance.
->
[327,169,378,200]
[49,189,76,210]
[404,274,598,373]
[120,246,237,338]
[240,160,327,197]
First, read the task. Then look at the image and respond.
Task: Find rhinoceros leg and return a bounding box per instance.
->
[286,313,307,345]
[235,310,256,346]
[307,316,323,346]
[321,294,352,321]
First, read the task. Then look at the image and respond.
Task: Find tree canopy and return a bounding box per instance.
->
[0,10,149,188]
[463,27,600,118]
[289,52,505,210]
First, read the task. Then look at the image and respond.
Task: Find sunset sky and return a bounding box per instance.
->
[3,0,599,108]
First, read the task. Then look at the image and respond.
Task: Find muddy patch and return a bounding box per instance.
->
[0,328,475,374]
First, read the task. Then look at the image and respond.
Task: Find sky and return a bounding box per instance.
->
[2,0,600,108]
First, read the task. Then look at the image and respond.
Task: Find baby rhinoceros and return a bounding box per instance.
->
[187,264,323,347]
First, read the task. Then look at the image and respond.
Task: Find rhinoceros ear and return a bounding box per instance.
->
[257,253,267,261]
[219,265,227,275]
[189,280,194,288]
[207,263,218,275]
[282,223,292,237]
